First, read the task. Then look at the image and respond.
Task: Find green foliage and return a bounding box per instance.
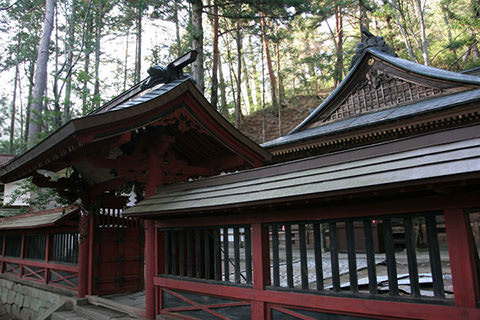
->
[0,0,479,153]
[6,177,72,211]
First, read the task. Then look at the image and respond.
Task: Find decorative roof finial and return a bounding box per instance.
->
[142,50,198,90]
[350,27,397,70]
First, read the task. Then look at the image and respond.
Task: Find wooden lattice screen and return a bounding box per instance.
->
[323,75,443,124]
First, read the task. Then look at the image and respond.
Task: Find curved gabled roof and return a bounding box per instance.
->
[262,88,480,148]
[0,78,270,183]
[288,48,480,136]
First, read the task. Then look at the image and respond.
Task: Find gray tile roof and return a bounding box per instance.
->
[262,88,480,148]
[288,49,480,136]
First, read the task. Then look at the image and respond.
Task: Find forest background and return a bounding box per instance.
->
[0,0,479,154]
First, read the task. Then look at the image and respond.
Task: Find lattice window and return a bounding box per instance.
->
[24,234,46,260]
[159,225,253,286]
[5,234,22,257]
[324,76,443,123]
[50,233,79,264]
[266,213,452,303]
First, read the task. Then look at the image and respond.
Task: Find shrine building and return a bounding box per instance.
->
[1,36,480,320]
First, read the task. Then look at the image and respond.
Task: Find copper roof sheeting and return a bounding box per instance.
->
[0,207,78,230]
[124,124,480,217]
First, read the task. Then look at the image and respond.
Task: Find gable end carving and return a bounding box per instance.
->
[320,70,444,124]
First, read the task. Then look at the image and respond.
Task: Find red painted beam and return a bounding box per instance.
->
[0,257,79,273]
[445,208,479,308]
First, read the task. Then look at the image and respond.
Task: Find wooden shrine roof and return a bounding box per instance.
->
[263,49,480,157]
[0,78,270,184]
[263,88,480,149]
[0,207,78,230]
[124,123,480,218]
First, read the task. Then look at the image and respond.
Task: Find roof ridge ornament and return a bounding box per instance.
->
[350,26,397,70]
[142,50,198,90]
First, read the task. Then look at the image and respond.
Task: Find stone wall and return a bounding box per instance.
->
[0,278,63,320]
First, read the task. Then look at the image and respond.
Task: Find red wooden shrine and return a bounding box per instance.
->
[1,41,480,320]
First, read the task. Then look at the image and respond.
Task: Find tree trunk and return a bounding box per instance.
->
[241,53,253,112]
[415,0,429,65]
[334,4,344,87]
[174,0,181,54]
[260,15,278,112]
[124,29,129,91]
[470,0,480,62]
[10,46,19,153]
[191,0,204,92]
[218,53,227,116]
[274,40,283,137]
[63,0,76,123]
[25,61,35,141]
[135,6,142,83]
[304,32,315,93]
[390,0,417,62]
[18,66,25,142]
[235,26,242,128]
[53,5,61,129]
[359,0,369,40]
[441,2,458,65]
[28,0,55,144]
[249,36,262,108]
[225,35,237,109]
[210,0,219,110]
[93,4,103,109]
[471,29,479,61]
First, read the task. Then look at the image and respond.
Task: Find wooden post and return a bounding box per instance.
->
[78,210,90,297]
[20,233,25,277]
[144,137,172,319]
[45,232,50,284]
[444,208,479,308]
[88,213,95,295]
[145,220,155,319]
[251,223,270,320]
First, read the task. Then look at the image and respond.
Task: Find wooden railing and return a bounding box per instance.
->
[151,202,480,320]
[0,230,80,291]
[159,225,252,286]
[265,212,451,304]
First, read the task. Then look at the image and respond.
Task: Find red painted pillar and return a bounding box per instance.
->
[444,208,479,308]
[19,233,25,278]
[78,210,90,297]
[45,232,50,284]
[144,137,173,319]
[88,213,95,295]
[251,223,270,320]
[145,220,156,319]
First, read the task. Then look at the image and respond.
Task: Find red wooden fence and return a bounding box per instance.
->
[148,196,480,320]
[0,229,80,292]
